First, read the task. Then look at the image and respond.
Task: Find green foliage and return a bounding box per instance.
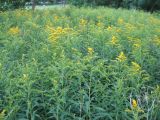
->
[69,0,160,11]
[0,0,31,11]
[0,7,160,119]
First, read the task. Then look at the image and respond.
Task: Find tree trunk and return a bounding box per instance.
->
[32,0,36,10]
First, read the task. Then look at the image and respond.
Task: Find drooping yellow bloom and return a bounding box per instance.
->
[132,62,141,72]
[8,27,20,35]
[88,47,94,55]
[132,99,138,108]
[111,36,118,45]
[79,19,87,26]
[116,52,127,62]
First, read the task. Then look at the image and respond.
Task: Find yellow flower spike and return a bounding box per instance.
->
[116,52,127,62]
[111,36,118,45]
[131,62,141,72]
[132,99,138,108]
[48,26,78,45]
[48,26,68,43]
[8,27,20,35]
[88,47,94,55]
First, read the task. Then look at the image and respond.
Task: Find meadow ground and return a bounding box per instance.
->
[0,7,160,120]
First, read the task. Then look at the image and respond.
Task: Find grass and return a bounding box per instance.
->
[0,7,160,120]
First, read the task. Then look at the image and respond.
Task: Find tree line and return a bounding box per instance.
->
[69,0,160,12]
[0,0,160,12]
[0,0,62,11]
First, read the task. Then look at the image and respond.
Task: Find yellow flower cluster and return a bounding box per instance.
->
[48,27,73,43]
[125,99,144,114]
[8,27,20,35]
[88,47,94,55]
[131,62,141,72]
[116,52,127,62]
[111,36,118,45]
[79,19,87,26]
[132,99,138,108]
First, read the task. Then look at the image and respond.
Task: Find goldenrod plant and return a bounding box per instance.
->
[0,7,160,119]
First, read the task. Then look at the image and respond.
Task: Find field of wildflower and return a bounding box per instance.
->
[0,7,160,120]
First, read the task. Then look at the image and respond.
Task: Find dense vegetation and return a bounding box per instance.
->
[0,7,160,119]
[0,0,29,11]
[69,0,160,11]
[0,0,160,11]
